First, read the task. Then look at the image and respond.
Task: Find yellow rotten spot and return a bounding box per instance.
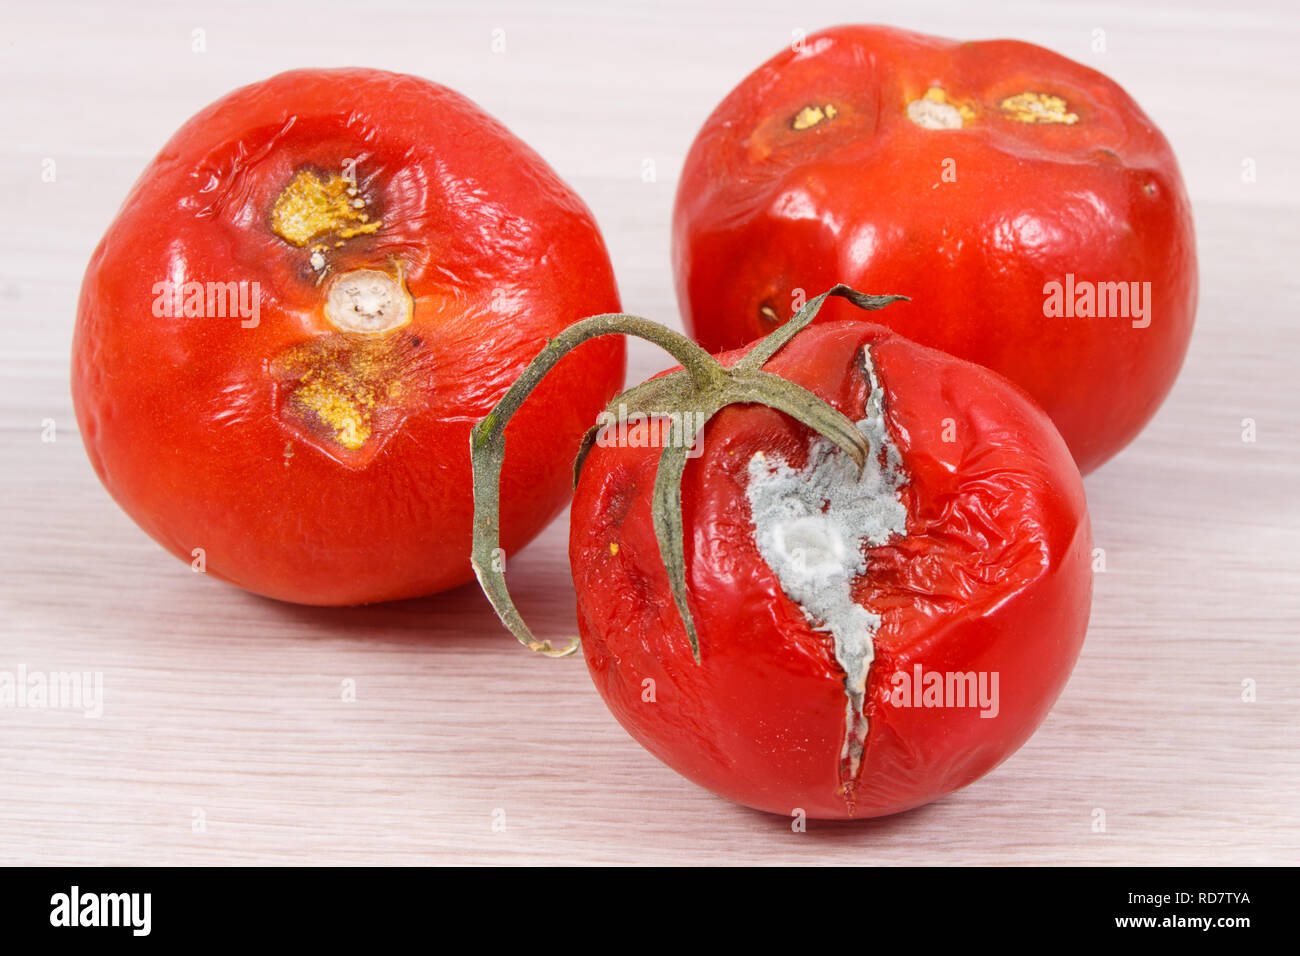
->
[792,103,838,131]
[906,87,977,129]
[290,370,376,450]
[273,334,414,455]
[270,170,383,247]
[1000,92,1079,125]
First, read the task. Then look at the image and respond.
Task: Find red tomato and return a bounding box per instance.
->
[568,318,1092,818]
[72,68,624,605]
[673,25,1197,474]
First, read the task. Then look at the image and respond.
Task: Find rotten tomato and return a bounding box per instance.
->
[673,25,1197,473]
[73,68,624,604]
[473,287,1092,818]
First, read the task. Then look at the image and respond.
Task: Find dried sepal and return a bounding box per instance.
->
[469,286,907,660]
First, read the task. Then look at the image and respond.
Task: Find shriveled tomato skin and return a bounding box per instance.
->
[570,322,1091,818]
[673,25,1196,474]
[73,69,624,605]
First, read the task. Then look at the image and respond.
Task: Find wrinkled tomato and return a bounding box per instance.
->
[566,311,1092,818]
[673,25,1197,473]
[73,68,624,604]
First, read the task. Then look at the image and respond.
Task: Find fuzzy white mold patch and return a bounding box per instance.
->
[745,346,908,784]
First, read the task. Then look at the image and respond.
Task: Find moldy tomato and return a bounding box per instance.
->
[673,25,1197,474]
[72,68,623,605]
[472,288,1092,818]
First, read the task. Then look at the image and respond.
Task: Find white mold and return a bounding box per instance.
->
[745,346,908,779]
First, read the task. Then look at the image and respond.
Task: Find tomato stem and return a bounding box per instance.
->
[468,285,907,662]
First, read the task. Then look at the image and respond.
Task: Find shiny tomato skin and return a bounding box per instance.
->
[570,322,1092,818]
[673,25,1197,474]
[73,69,624,605]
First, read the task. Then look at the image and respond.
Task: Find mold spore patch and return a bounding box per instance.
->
[745,346,908,786]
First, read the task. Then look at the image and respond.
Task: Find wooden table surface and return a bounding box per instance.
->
[2,0,1297,866]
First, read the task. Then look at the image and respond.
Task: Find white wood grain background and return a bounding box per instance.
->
[1,0,1297,866]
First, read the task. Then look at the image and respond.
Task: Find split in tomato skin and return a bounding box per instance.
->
[672,24,1197,474]
[72,68,624,605]
[569,322,1092,819]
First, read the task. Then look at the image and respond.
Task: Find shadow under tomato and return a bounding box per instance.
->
[241,551,579,654]
[732,791,954,837]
